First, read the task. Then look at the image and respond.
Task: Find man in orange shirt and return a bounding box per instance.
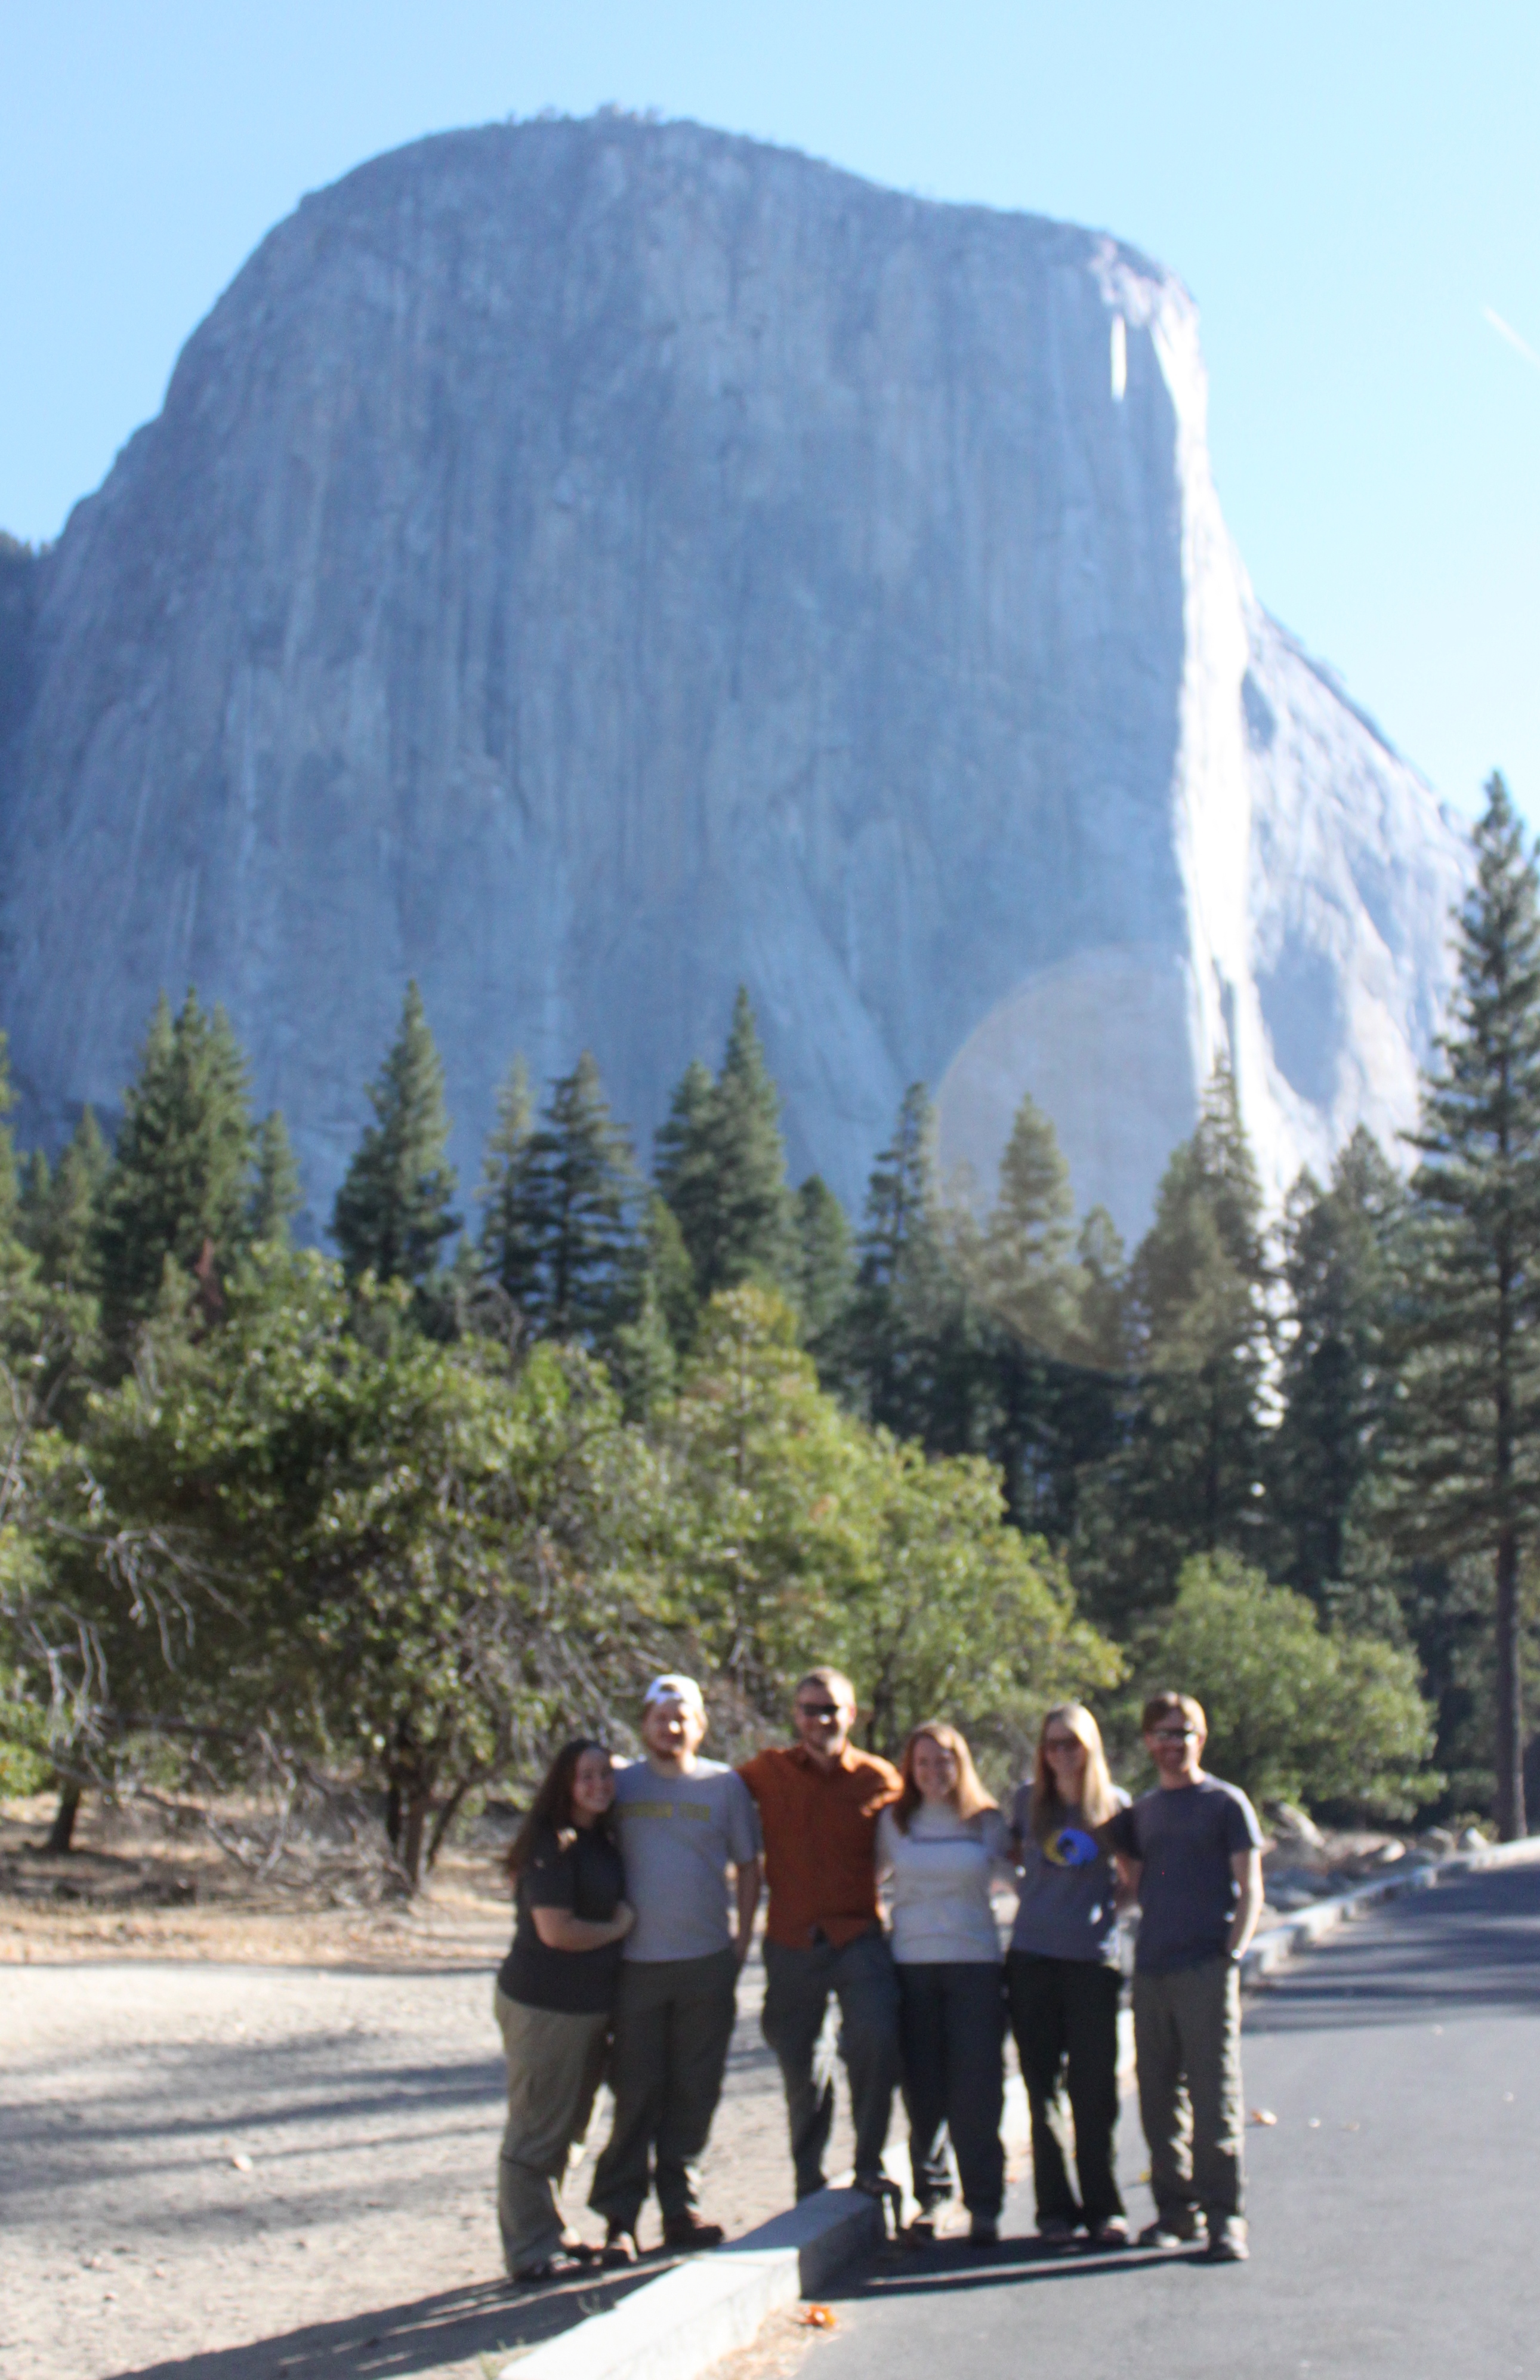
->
[738,1666,902,2200]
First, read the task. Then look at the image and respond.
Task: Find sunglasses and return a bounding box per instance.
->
[795,1700,842,1719]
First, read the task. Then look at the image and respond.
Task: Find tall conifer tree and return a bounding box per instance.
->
[332,982,460,1287]
[1270,1129,1405,1602]
[847,1084,956,1442]
[95,992,255,1338]
[795,1174,854,1376]
[250,1112,303,1246]
[477,1057,538,1312]
[1075,1060,1270,1623]
[655,991,794,1297]
[27,1109,110,1289]
[498,1052,640,1345]
[1386,774,1540,1838]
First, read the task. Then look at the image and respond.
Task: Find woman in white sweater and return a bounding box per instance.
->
[876,1722,1012,2240]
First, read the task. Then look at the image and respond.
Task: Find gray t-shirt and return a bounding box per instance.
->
[611,1757,761,1962]
[1008,1785,1128,1966]
[1107,1775,1264,1974]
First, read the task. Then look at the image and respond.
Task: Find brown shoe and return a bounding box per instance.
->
[662,2215,726,2251]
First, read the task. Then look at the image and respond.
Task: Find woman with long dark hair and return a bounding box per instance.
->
[495,1737,633,2283]
[876,1721,1012,2242]
[1006,1702,1129,2245]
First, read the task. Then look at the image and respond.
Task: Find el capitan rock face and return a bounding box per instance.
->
[0,116,1464,1236]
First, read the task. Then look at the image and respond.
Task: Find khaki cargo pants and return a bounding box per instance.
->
[1132,1954,1245,2230]
[493,1984,609,2276]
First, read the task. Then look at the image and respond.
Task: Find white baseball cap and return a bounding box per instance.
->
[643,1673,706,1717]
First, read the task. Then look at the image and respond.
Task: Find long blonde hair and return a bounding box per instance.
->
[894,1721,997,1834]
[1028,1703,1118,1845]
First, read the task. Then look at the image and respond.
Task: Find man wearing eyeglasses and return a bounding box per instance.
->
[738,1667,903,2202]
[1105,1691,1264,2263]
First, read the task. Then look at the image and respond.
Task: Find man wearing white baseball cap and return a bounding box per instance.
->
[589,1676,761,2258]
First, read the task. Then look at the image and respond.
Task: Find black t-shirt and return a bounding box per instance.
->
[1106,1776,1263,1974]
[498,1821,627,2014]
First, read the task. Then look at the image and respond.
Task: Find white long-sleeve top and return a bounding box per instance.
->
[875,1802,1013,1965]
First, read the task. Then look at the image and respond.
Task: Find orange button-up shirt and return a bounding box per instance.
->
[737,1741,902,1949]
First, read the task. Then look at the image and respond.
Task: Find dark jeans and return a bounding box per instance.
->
[1006,1950,1125,2229]
[1132,1956,1244,2229]
[897,1961,1005,2219]
[761,1928,901,2198]
[589,1949,739,2230]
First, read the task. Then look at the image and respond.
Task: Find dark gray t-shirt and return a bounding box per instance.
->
[1009,1786,1128,1966]
[1107,1776,1263,1974]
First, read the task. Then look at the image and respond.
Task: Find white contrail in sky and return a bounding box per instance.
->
[1484,306,1540,372]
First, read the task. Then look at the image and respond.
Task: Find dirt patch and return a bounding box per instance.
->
[0,1796,857,2380]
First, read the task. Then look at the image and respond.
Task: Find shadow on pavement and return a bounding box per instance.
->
[1247,1867,1540,2034]
[827,2234,1213,2308]
[99,2262,678,2379]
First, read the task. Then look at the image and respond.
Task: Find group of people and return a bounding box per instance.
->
[493,1664,1264,2283]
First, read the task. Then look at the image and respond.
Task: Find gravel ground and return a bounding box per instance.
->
[1,1939,857,2380]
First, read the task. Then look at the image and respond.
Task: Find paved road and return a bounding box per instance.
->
[816,1861,1540,2380]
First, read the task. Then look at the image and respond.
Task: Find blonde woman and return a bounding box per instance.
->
[1007,1704,1130,2246]
[875,1724,1012,2241]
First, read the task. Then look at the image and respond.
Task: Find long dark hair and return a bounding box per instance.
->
[505,1737,616,1883]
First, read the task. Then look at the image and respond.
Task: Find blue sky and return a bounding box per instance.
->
[3,2,1536,818]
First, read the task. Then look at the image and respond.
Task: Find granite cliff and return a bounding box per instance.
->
[0,116,1466,1238]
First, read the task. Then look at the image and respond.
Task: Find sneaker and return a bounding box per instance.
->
[600,2225,638,2268]
[1205,2218,1249,2262]
[662,2215,726,2251]
[1087,2219,1131,2248]
[1137,2219,1201,2249]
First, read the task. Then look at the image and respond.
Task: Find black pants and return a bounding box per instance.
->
[761,1930,902,2199]
[1006,1950,1125,2228]
[897,1962,1005,2219]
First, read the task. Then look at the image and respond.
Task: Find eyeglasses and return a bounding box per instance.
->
[1149,1727,1199,1744]
[796,1700,841,1719]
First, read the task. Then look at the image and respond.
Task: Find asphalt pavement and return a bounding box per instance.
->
[814,1860,1540,2380]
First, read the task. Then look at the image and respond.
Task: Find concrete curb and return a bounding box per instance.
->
[499,2185,883,2379]
[1240,1835,1540,1984]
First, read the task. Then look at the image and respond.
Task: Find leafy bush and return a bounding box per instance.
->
[1134,1553,1439,1816]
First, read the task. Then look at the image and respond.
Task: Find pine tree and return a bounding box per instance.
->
[974,1093,1085,1361]
[95,991,256,1339]
[846,1085,959,1444]
[502,1052,640,1345]
[965,1097,1122,1540]
[28,1109,110,1289]
[250,1112,303,1246]
[794,1174,854,1376]
[332,982,460,1287]
[1075,1060,1270,1624]
[654,1058,717,1287]
[1385,774,1540,1838]
[655,992,794,1299]
[1270,1129,1405,1602]
[478,1056,539,1315]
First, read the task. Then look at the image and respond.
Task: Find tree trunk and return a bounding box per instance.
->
[399,1782,434,1892]
[45,1777,82,1855]
[1494,1530,1527,1839]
